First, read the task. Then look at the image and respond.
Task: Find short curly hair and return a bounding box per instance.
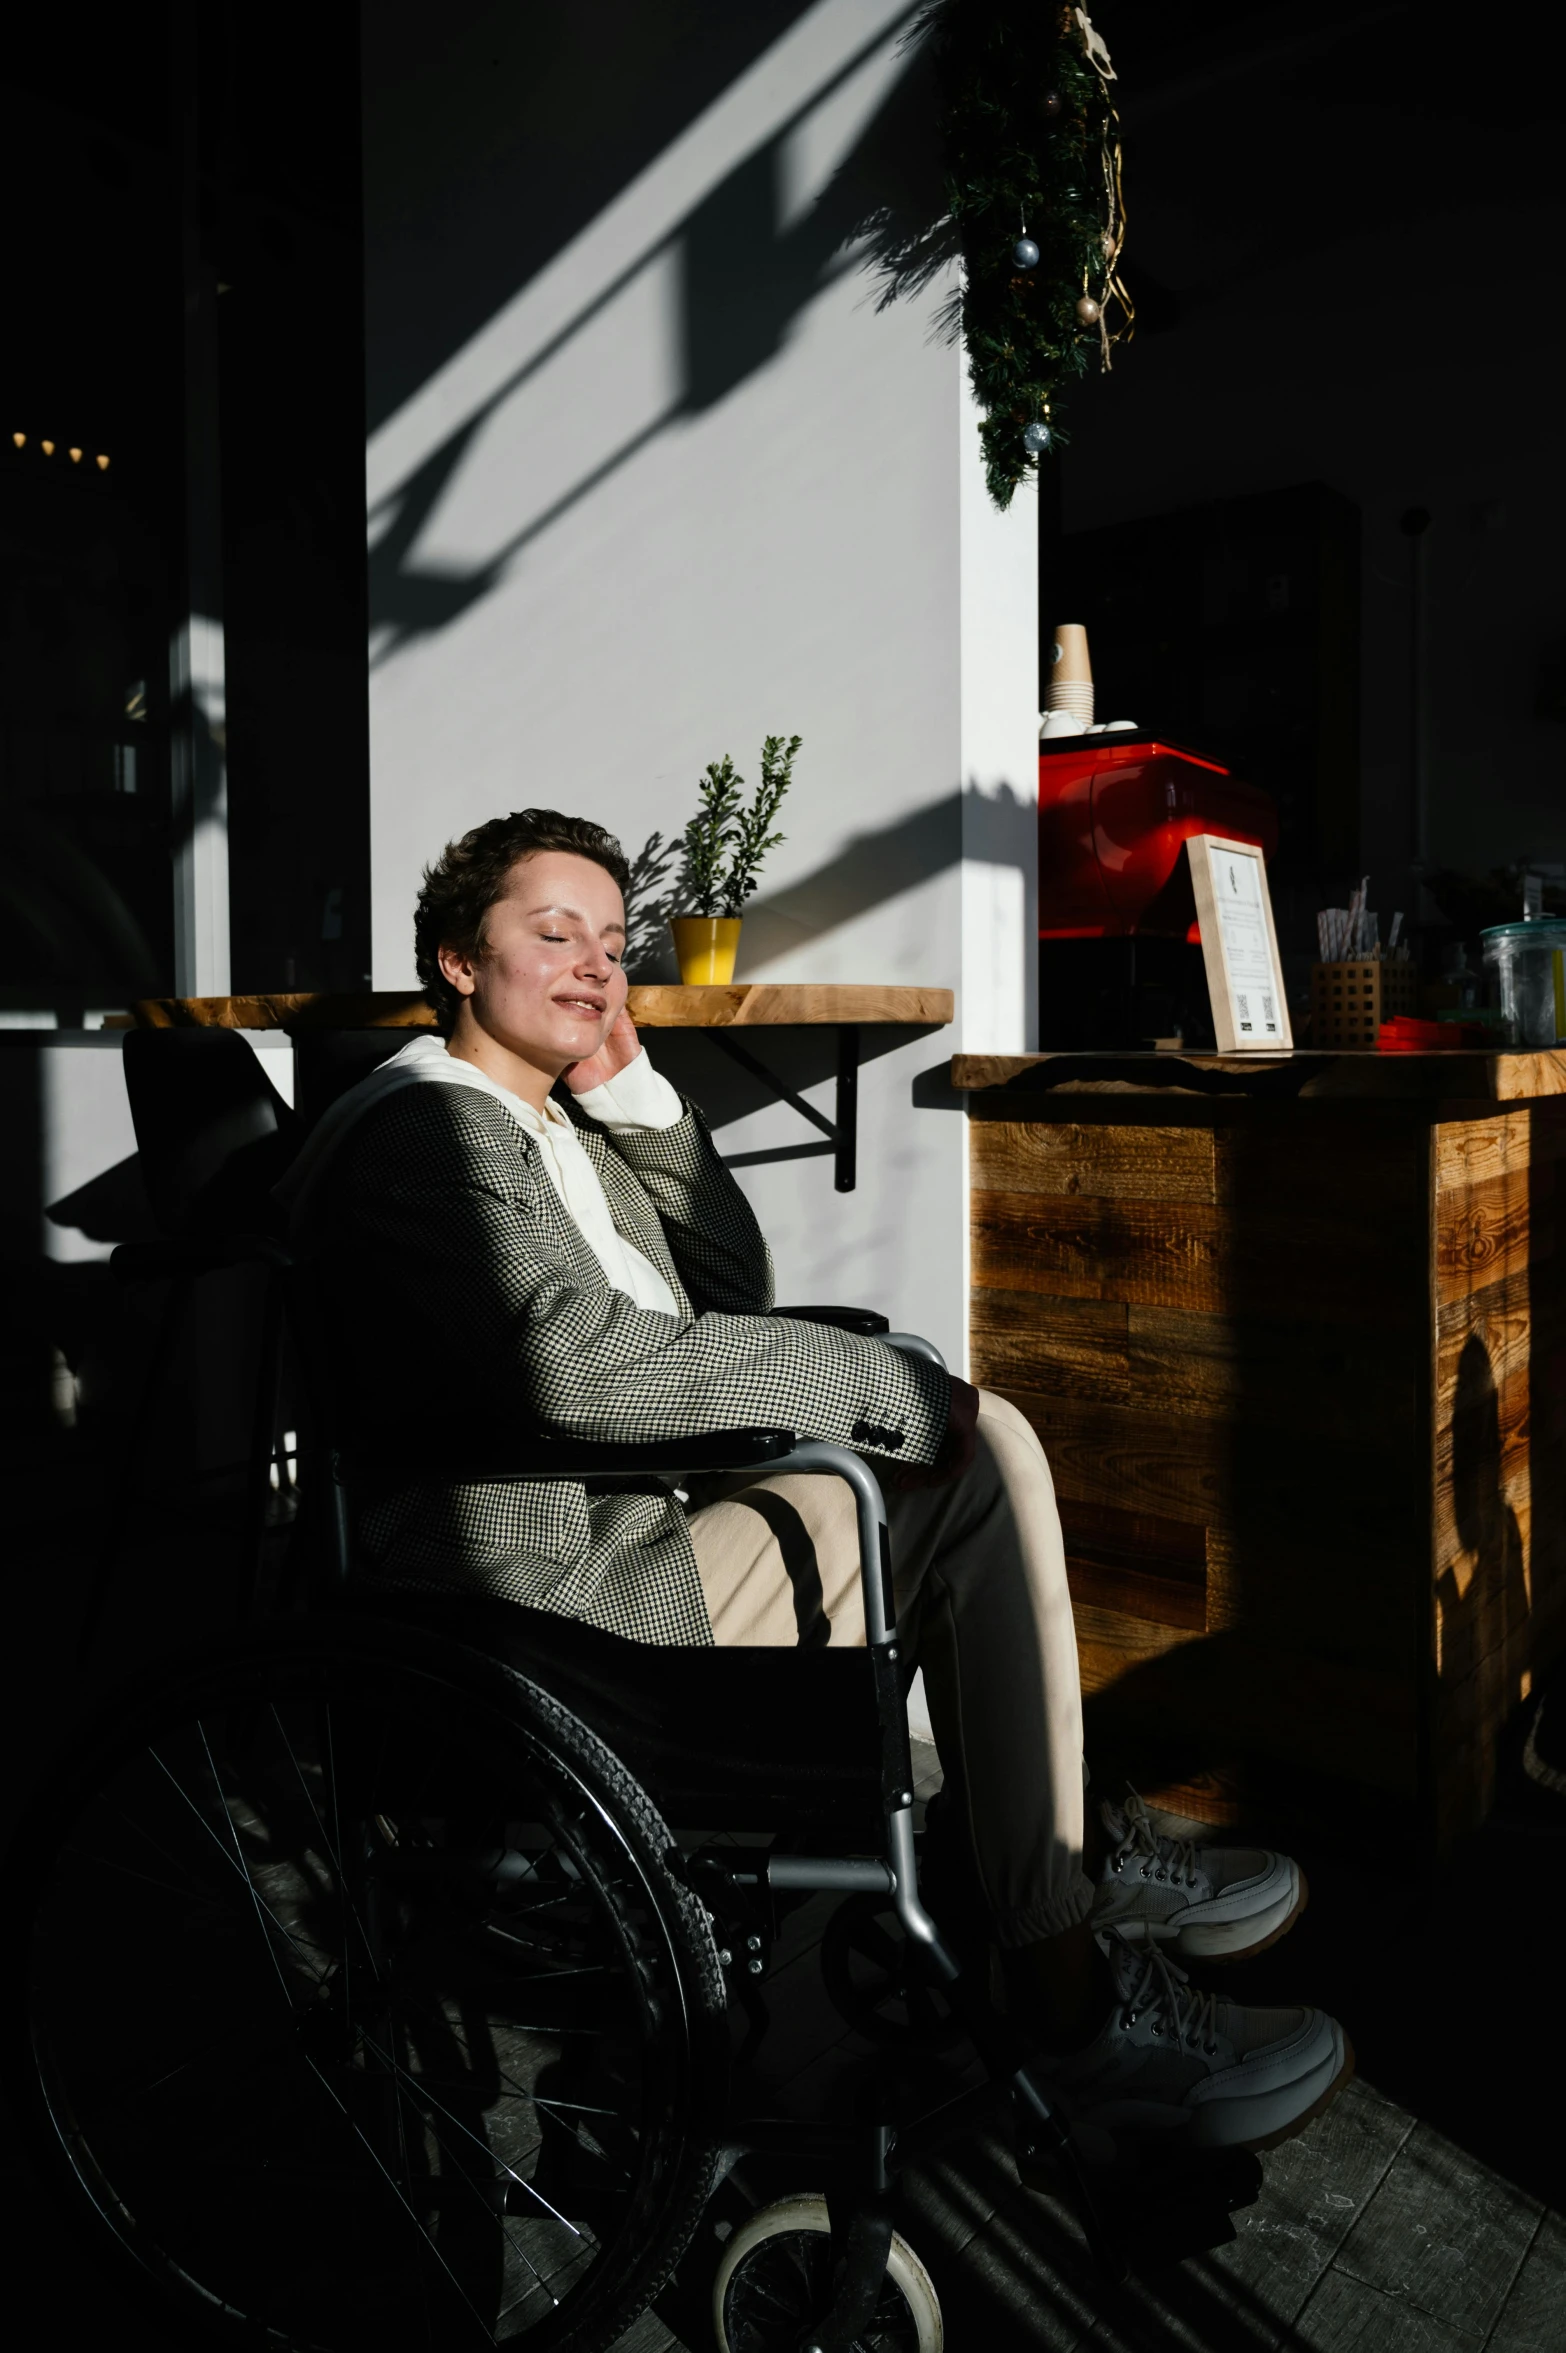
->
[413,809,631,1033]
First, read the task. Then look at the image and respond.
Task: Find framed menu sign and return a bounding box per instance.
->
[1187,834,1293,1052]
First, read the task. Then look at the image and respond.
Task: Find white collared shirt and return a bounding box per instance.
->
[501,1052,685,1316]
[398,1038,685,1315]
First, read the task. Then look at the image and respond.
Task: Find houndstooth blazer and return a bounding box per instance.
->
[310,1081,950,1644]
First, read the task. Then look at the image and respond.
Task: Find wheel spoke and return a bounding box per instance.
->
[74,2011,291,2113]
[387,2045,441,2350]
[270,1700,380,1981]
[21,1640,714,2349]
[428,2013,632,2123]
[522,2092,624,2122]
[150,1739,323,1997]
[101,1794,249,1912]
[64,1843,247,1916]
[304,2054,502,2346]
[362,2032,583,2240]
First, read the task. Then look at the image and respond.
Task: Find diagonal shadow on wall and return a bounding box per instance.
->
[629,782,1035,1157]
[625,780,1035,983]
[736,779,1034,971]
[366,7,941,665]
[365,0,817,438]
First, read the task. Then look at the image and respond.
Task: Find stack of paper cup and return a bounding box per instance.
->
[1045,623,1094,726]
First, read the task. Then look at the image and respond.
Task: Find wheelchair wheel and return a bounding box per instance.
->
[5,1615,728,2350]
[714,2195,942,2352]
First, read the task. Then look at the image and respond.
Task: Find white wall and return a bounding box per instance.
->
[363,0,1037,1365]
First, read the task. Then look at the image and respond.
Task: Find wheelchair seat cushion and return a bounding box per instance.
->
[357,1593,885,1835]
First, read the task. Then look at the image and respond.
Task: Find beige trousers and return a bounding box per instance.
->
[685,1390,1094,1946]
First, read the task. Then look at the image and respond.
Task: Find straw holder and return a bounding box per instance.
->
[1310,959,1418,1048]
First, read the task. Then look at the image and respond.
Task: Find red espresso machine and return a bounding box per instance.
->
[1037,734,1279,1048]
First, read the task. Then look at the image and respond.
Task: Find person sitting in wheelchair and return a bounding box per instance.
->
[279,807,1351,2166]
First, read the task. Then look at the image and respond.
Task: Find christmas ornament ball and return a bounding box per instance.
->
[1012,236,1041,270]
[1022,419,1053,455]
[1076,294,1103,327]
[1040,88,1063,119]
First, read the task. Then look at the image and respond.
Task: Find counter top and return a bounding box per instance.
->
[133,984,954,1033]
[953,1048,1566,1105]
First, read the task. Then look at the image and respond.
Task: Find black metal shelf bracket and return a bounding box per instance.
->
[709,1024,859,1192]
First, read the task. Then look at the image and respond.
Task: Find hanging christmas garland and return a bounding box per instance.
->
[872,2,1132,509]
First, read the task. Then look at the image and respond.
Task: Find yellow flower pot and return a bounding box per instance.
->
[670,916,742,985]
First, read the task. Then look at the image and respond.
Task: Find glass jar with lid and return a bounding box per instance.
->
[1480,919,1566,1046]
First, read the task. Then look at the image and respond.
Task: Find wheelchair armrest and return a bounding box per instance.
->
[337,1425,799,1488]
[883,1331,947,1374]
[773,1304,890,1335]
[111,1234,294,1284]
[772,1306,944,1377]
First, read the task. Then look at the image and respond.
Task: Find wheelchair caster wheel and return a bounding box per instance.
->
[820,1895,961,2050]
[713,2194,942,2351]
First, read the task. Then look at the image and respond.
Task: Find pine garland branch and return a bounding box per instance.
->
[866,0,1133,510]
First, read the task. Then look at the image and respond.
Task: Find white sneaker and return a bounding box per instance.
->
[1039,1932,1352,2165]
[1092,1792,1306,1963]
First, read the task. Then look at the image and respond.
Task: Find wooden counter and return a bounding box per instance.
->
[956,1049,1566,1851]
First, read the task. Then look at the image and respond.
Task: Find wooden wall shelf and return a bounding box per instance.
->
[133,985,953,1034]
[130,986,953,1195]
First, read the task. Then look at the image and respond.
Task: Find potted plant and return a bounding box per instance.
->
[669,734,799,984]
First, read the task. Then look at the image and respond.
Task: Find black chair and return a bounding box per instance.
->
[291,1025,410,1128]
[79,1027,303,1653]
[121,1024,301,1233]
[10,1027,1256,2353]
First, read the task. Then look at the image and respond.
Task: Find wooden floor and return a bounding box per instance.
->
[623,1750,1562,2353]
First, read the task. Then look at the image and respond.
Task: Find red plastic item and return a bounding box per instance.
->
[1377,1016,1493,1052]
[1038,736,1279,941]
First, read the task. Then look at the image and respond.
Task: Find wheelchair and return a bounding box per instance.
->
[6,1027,1176,2351]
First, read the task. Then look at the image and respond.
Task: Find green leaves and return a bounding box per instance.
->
[726,733,798,912]
[679,757,744,918]
[676,736,799,918]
